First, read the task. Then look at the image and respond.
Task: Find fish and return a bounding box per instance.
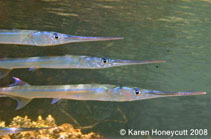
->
[0,77,206,110]
[0,29,124,46]
[0,127,52,136]
[0,55,165,79]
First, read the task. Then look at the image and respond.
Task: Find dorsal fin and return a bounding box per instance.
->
[10,77,30,87]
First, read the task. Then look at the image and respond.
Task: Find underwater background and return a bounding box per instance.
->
[0,0,210,138]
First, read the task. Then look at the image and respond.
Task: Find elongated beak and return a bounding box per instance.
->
[143,90,206,97]
[64,35,124,43]
[112,60,165,66]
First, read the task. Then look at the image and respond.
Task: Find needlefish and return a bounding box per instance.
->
[0,77,206,110]
[0,55,165,79]
[0,29,123,46]
[0,127,52,136]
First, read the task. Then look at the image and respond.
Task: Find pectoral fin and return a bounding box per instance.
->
[51,98,61,104]
[11,96,32,110]
[0,68,11,79]
[29,67,38,71]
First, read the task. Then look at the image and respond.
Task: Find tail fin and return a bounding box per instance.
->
[3,77,32,110]
[10,77,31,110]
[11,97,32,110]
[10,77,29,87]
[0,94,31,110]
[0,68,10,79]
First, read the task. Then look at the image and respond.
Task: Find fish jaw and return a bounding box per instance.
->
[138,90,206,100]
[62,34,124,43]
[108,59,165,67]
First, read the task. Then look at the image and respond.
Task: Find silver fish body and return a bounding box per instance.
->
[0,29,123,46]
[0,55,165,69]
[0,77,206,110]
[0,127,51,136]
[0,55,165,79]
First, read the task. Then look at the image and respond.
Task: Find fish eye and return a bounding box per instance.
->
[53,33,59,40]
[102,57,108,64]
[134,88,141,95]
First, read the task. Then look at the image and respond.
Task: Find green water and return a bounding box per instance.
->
[0,0,210,138]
